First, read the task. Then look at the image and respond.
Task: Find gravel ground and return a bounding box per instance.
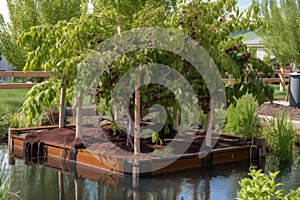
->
[256,101,300,121]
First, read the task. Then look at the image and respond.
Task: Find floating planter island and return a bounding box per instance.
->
[8,125,265,179]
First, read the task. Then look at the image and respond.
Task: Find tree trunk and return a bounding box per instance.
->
[76,94,83,139]
[134,70,141,154]
[59,87,66,128]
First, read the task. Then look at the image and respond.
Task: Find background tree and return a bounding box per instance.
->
[260,0,300,66]
[0,0,87,70]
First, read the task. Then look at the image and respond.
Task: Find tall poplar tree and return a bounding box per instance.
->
[260,0,300,66]
[0,0,87,70]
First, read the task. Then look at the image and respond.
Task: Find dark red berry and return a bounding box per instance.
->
[178,19,183,25]
[147,39,153,47]
[96,38,101,44]
[190,29,196,36]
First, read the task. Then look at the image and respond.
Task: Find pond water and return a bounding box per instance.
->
[1,145,300,200]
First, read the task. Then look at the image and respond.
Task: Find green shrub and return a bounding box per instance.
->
[225,93,261,139]
[237,169,300,200]
[0,106,12,137]
[0,106,22,137]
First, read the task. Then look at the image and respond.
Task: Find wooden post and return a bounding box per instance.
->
[76,95,83,139]
[8,128,15,165]
[59,87,66,128]
[74,178,82,200]
[279,67,285,91]
[132,160,139,200]
[173,111,179,132]
[134,69,141,155]
[58,171,64,200]
[133,67,141,187]
[256,137,266,157]
[205,96,214,147]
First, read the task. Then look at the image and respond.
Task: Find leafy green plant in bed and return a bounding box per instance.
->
[151,147,174,157]
[140,129,162,145]
[237,169,300,200]
[225,93,261,139]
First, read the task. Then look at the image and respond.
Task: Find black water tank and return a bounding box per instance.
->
[290,72,300,107]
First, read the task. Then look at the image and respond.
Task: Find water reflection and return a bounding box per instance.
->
[1,145,300,200]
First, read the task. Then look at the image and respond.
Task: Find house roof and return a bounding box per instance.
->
[242,31,264,47]
[244,37,264,47]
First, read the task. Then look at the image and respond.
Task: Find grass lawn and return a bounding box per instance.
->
[0,88,93,113]
[271,84,288,100]
[0,84,288,113]
[0,89,29,112]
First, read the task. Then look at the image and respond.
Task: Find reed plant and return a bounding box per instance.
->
[262,111,295,162]
[0,156,19,200]
[273,112,294,162]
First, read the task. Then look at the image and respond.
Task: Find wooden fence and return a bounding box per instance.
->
[0,71,50,89]
[0,69,299,91]
[222,69,300,91]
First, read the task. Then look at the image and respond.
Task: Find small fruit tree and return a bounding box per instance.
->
[18,0,273,146]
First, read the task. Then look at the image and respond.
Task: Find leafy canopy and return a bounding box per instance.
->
[17,0,274,126]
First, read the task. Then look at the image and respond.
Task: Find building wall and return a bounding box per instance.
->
[0,55,13,82]
[0,55,12,71]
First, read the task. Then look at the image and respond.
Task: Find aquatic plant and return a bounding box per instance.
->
[271,112,294,162]
[0,156,19,200]
[262,111,295,162]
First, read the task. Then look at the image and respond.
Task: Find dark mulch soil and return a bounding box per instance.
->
[25,127,82,148]
[256,102,300,121]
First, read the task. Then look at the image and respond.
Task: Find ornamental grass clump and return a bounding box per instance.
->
[225,93,260,139]
[0,156,19,200]
[269,112,295,162]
